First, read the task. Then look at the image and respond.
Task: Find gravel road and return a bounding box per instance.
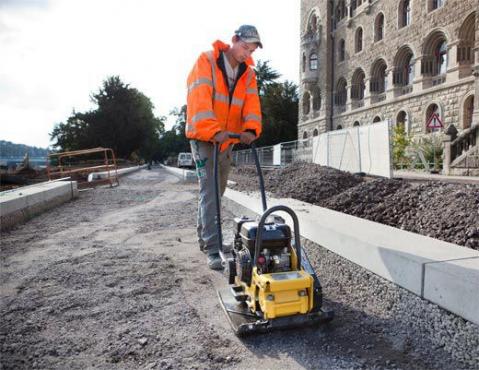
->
[1,168,478,369]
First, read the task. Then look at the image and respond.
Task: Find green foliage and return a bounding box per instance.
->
[156,105,190,160]
[50,76,165,160]
[391,124,411,169]
[255,81,299,147]
[254,61,298,146]
[235,60,298,148]
[409,134,444,171]
[255,60,281,96]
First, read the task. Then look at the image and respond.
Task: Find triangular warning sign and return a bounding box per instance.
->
[426,113,443,129]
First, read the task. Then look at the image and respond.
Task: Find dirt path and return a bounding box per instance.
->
[1,168,476,369]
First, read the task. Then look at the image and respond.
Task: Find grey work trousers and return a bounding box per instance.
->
[190,140,233,256]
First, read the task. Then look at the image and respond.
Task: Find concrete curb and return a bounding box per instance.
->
[1,181,79,231]
[160,165,196,182]
[393,170,479,184]
[223,188,479,326]
[87,165,148,182]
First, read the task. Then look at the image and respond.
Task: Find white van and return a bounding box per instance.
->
[177,152,194,168]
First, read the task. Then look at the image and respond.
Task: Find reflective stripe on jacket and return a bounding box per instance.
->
[186,40,262,152]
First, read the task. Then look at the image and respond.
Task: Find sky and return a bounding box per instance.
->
[0,0,300,149]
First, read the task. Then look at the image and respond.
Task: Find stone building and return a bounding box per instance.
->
[299,0,479,145]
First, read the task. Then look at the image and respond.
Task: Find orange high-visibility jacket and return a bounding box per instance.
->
[186,40,262,151]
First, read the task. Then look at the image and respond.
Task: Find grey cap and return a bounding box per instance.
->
[235,25,263,48]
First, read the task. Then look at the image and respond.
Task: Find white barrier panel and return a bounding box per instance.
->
[312,121,392,178]
[273,144,281,166]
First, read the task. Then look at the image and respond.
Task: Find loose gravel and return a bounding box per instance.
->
[303,239,479,369]
[229,163,479,250]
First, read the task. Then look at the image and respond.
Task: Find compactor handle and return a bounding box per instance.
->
[225,132,266,212]
[228,133,241,139]
[213,131,266,255]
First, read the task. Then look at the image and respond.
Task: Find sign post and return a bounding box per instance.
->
[426,113,444,172]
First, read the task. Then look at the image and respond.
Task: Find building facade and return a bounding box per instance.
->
[299,0,479,140]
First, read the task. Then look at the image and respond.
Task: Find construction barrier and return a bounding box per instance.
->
[233,120,392,178]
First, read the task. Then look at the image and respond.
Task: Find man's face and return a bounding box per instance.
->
[231,38,258,64]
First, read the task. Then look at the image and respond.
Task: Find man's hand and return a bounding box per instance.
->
[213,131,229,143]
[240,131,256,145]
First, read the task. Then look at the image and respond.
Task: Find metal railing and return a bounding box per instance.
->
[451,125,478,164]
[233,120,393,178]
[232,139,313,167]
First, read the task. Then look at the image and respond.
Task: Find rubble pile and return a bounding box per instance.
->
[230,163,364,203]
[230,164,479,250]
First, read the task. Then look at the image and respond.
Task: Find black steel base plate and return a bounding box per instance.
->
[217,289,334,337]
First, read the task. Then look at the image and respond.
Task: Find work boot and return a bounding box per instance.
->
[207,253,223,270]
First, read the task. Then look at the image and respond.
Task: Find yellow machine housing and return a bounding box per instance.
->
[232,245,314,319]
[246,268,314,320]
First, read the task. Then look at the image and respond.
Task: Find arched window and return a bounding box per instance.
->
[307,13,318,33]
[312,86,321,111]
[399,0,411,28]
[396,110,409,131]
[313,128,319,136]
[370,59,388,94]
[393,46,414,86]
[422,31,447,77]
[303,92,311,115]
[425,103,441,133]
[353,121,360,127]
[339,39,346,62]
[373,116,381,123]
[303,131,309,139]
[310,53,318,70]
[463,95,474,129]
[335,78,347,106]
[355,27,363,53]
[457,12,475,68]
[351,68,365,100]
[336,125,343,130]
[302,53,306,73]
[375,13,384,42]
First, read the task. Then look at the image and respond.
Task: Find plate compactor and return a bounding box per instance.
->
[213,134,334,336]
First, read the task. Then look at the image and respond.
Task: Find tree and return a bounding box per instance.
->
[254,60,281,96]
[392,124,411,168]
[155,105,190,161]
[255,81,299,147]
[50,76,165,160]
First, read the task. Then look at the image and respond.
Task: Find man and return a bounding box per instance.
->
[186,25,263,270]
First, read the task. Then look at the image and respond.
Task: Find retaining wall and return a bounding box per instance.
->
[1,181,78,231]
[87,165,148,182]
[160,165,196,182]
